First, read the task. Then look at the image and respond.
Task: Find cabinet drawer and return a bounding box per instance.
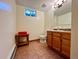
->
[53,36,60,39]
[62,33,71,39]
[47,31,52,35]
[53,32,61,37]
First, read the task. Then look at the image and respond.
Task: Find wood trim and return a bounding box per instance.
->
[10,46,17,59]
[29,39,40,42]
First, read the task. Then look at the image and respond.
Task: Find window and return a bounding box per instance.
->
[24,8,36,17]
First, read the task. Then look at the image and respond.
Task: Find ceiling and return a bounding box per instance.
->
[16,0,55,11]
[16,0,72,14]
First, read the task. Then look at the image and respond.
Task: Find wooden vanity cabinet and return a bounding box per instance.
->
[47,31,71,58]
[52,32,61,52]
[47,31,53,47]
[61,32,71,58]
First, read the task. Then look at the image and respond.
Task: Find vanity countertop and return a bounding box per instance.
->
[47,29,71,33]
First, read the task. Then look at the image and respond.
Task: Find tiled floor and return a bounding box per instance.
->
[14,41,64,59]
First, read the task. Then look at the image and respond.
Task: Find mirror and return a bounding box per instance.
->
[53,0,71,29]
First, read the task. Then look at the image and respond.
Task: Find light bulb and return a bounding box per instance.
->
[57,0,63,5]
[64,0,66,2]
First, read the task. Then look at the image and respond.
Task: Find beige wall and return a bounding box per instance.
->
[16,5,44,40]
[44,12,52,31]
[44,9,56,31]
[0,0,16,59]
[71,0,78,59]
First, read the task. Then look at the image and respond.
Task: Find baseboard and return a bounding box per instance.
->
[10,46,17,59]
[29,39,40,42]
[7,44,16,59]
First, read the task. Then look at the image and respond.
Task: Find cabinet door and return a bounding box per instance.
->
[62,39,70,57]
[53,37,61,51]
[47,31,52,47]
[62,32,71,58]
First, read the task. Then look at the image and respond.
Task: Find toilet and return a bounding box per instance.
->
[39,34,46,43]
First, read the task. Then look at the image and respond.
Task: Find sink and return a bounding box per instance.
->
[53,29,71,31]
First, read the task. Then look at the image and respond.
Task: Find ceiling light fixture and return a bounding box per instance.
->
[53,0,66,8]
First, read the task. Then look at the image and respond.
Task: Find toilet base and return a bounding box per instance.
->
[40,39,46,43]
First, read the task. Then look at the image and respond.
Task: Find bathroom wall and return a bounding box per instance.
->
[44,9,56,31]
[0,0,16,59]
[71,0,78,59]
[16,5,45,40]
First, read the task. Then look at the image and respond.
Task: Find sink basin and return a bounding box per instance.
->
[53,29,71,31]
